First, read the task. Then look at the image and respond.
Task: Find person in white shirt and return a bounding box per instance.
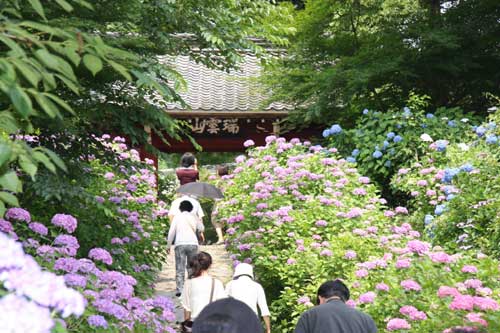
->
[167,200,204,296]
[181,251,226,322]
[169,194,205,243]
[169,194,205,222]
[225,263,271,333]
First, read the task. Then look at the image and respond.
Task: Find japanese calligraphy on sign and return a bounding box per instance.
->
[189,117,270,135]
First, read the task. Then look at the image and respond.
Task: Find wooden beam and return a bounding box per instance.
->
[165,110,289,119]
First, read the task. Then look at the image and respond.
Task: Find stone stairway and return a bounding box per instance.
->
[155,244,234,330]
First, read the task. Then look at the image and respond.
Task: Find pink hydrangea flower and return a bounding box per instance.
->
[466,313,488,326]
[355,269,369,278]
[449,295,474,311]
[376,283,389,292]
[406,240,430,255]
[461,265,478,274]
[387,318,411,331]
[401,280,422,291]
[358,292,376,304]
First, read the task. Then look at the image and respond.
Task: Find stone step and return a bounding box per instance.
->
[155,244,233,329]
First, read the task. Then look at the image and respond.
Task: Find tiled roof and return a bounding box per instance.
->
[157,54,291,112]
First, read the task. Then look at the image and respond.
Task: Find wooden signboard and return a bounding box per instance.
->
[152,111,320,153]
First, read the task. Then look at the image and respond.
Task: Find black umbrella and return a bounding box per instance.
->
[177,182,224,199]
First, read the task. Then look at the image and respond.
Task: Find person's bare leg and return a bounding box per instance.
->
[215,227,224,244]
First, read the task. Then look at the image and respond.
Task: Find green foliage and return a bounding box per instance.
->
[217,138,500,332]
[323,96,478,197]
[392,110,500,256]
[19,135,168,292]
[263,0,500,125]
[1,0,293,214]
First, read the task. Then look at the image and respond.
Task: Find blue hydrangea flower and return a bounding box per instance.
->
[443,168,460,183]
[435,204,447,216]
[435,140,448,152]
[447,120,456,127]
[383,140,390,149]
[424,214,434,225]
[363,108,369,115]
[485,135,498,144]
[487,122,497,129]
[446,194,455,201]
[384,160,392,167]
[372,150,382,159]
[322,129,331,138]
[346,157,356,163]
[426,113,434,119]
[475,126,487,137]
[386,132,395,139]
[460,164,474,172]
[403,107,412,117]
[421,124,427,128]
[442,185,455,195]
[389,148,395,155]
[393,135,403,143]
[330,124,342,135]
[351,149,360,157]
[396,124,402,129]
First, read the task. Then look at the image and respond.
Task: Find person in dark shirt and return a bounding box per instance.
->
[295,279,377,333]
[176,152,199,185]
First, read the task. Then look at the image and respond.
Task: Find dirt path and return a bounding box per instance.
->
[155,244,234,329]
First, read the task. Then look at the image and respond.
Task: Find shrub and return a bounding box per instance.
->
[322,94,479,194]
[19,135,169,292]
[217,136,500,332]
[392,110,500,256]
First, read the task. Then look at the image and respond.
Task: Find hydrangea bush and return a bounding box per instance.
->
[19,135,169,291]
[0,232,85,332]
[392,111,500,256]
[322,95,478,190]
[2,135,176,332]
[216,136,500,332]
[1,207,176,332]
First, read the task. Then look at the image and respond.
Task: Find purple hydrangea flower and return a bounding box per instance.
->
[29,222,48,236]
[51,214,78,234]
[88,248,113,265]
[0,294,54,332]
[87,315,108,328]
[5,208,31,223]
[64,273,87,288]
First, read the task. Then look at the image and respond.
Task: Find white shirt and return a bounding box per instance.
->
[169,196,205,220]
[181,275,226,319]
[167,212,204,246]
[225,276,270,317]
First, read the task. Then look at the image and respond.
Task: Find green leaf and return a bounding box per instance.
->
[64,47,81,66]
[19,155,37,178]
[11,59,41,87]
[29,90,61,118]
[107,60,132,81]
[0,191,19,207]
[0,172,21,193]
[32,151,56,173]
[54,0,73,12]
[41,148,67,172]
[28,0,46,20]
[0,142,12,166]
[0,112,19,133]
[83,54,103,76]
[9,85,33,118]
[0,36,26,57]
[45,93,74,115]
[55,74,79,94]
[0,201,5,217]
